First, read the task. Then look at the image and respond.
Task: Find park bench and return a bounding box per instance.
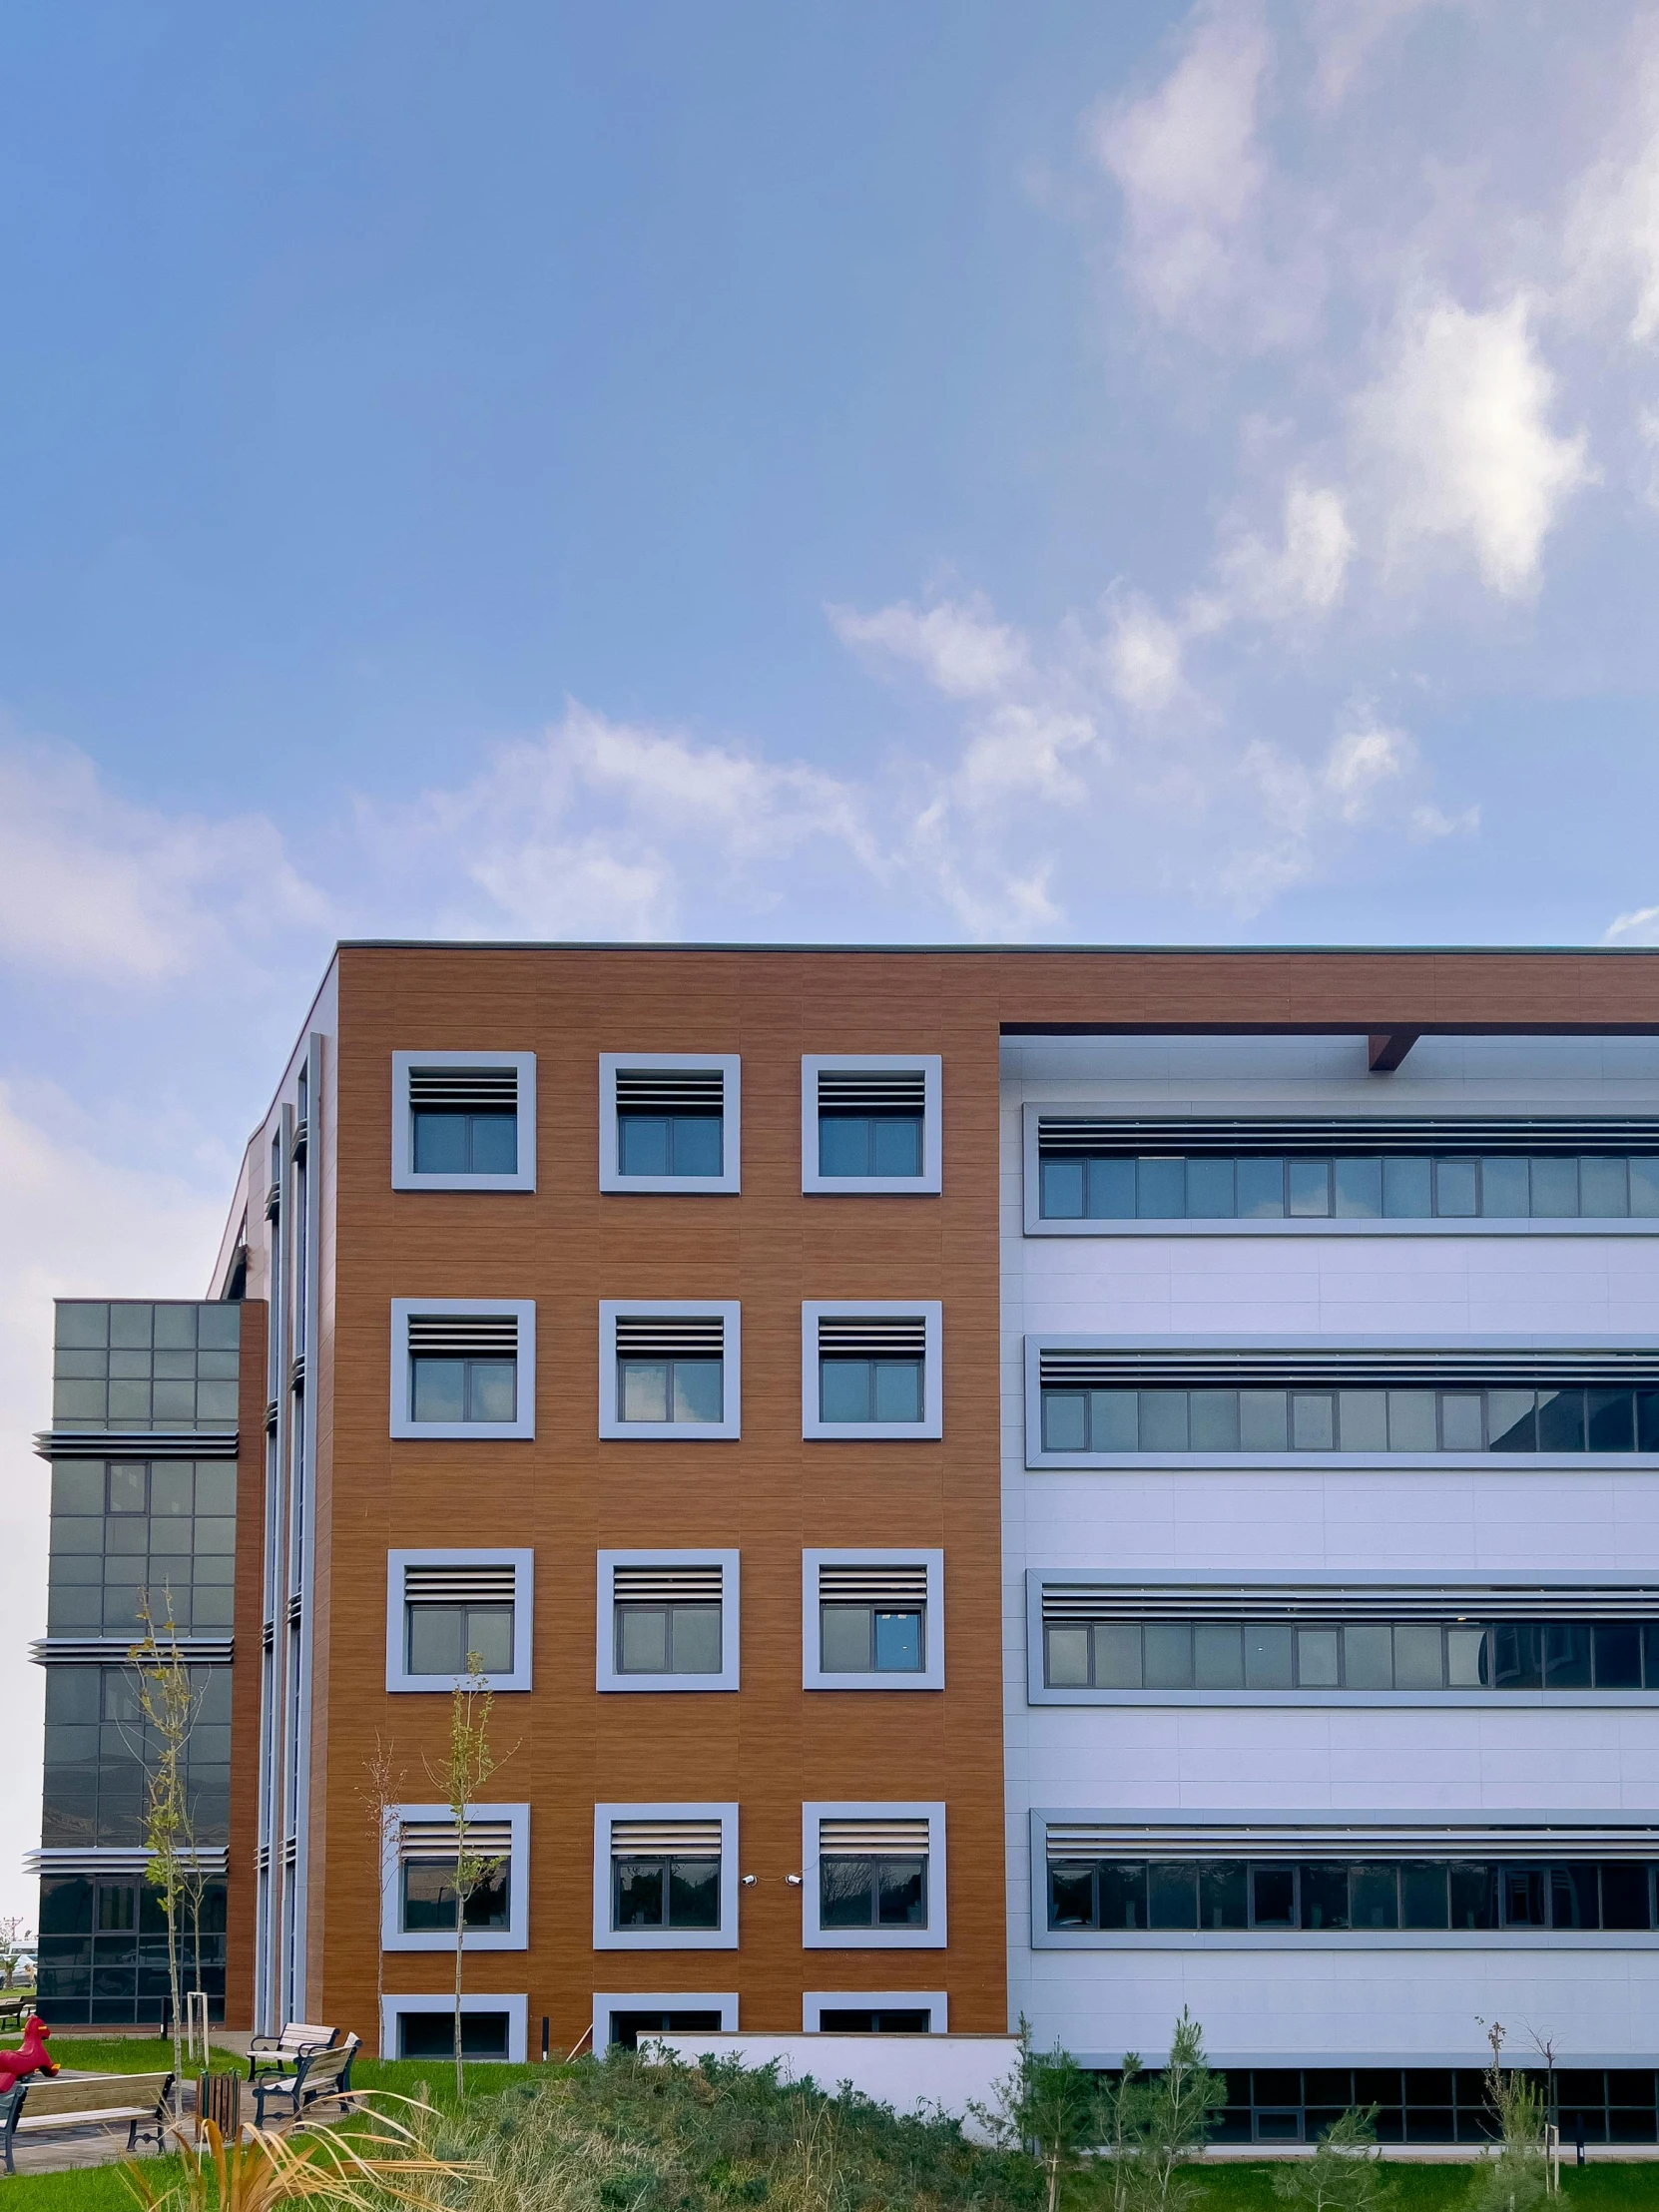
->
[247,2021,340,2080]
[0,2070,172,2172]
[0,1995,30,2035]
[250,2035,359,2127]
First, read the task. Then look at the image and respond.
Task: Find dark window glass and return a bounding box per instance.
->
[1300,1865,1349,1930]
[1488,1390,1537,1450]
[1537,1389,1587,1452]
[1098,1863,1147,1930]
[1531,1157,1578,1217]
[1148,1864,1198,1930]
[1551,1865,1599,1931]
[610,2009,724,2050]
[410,1356,515,1424]
[400,1860,510,1932]
[1491,1625,1543,1690]
[1639,1392,1659,1450]
[1543,1625,1592,1689]
[398,2010,508,2059]
[821,1358,922,1423]
[1499,1868,1548,1927]
[1589,1390,1636,1451]
[1351,1865,1399,1930]
[619,1113,722,1177]
[819,1114,923,1178]
[669,1857,721,1928]
[1400,1864,1449,1929]
[1187,1159,1235,1218]
[1601,1865,1653,1932]
[1138,1391,1188,1449]
[1449,1866,1495,1930]
[877,1858,927,1926]
[1200,1863,1248,1930]
[1236,1158,1285,1218]
[1594,1623,1643,1690]
[1252,1868,1297,1927]
[1048,1864,1096,1927]
[412,1110,516,1176]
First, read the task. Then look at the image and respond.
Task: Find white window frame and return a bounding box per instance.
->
[802,1302,943,1441]
[803,1548,944,1692]
[594,1802,740,1952]
[599,1053,742,1195]
[380,1801,529,1952]
[801,1055,941,1197]
[597,1550,741,1693]
[389,1299,535,1441]
[802,1801,946,1950]
[390,1051,536,1193]
[386,1549,534,1694]
[380,1991,527,2063]
[592,1991,741,2049]
[803,1990,948,2032]
[599,1302,742,1441]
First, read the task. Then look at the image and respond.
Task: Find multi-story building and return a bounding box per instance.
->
[27,944,1659,2141]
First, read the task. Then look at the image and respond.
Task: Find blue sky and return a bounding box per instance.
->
[3,0,1659,1908]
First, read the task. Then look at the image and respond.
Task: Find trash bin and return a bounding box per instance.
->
[198,2070,242,2143]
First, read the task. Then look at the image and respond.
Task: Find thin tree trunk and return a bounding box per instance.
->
[453,1898,465,2100]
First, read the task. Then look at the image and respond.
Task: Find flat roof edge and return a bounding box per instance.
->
[330,939,1659,956]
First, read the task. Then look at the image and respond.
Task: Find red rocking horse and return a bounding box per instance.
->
[0,2018,59,2088]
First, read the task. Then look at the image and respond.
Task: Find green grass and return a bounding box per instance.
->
[1189,2166,1659,2209]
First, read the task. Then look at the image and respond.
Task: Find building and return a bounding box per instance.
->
[28,944,1659,2139]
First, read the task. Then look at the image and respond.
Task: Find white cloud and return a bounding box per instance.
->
[1605,901,1659,944]
[1210,478,1355,623]
[1094,4,1272,330]
[826,594,1028,699]
[1103,595,1186,711]
[1303,0,1470,112]
[369,702,884,939]
[1353,291,1594,595]
[1563,38,1659,344]
[0,741,330,986]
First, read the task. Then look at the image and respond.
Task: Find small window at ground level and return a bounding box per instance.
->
[397,2011,509,2059]
[817,2007,932,2033]
[608,2009,725,2051]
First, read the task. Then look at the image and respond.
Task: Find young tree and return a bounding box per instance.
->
[1466,2024,1549,2212]
[1125,2009,1227,2212]
[975,2020,1104,2212]
[1096,2053,1153,2212]
[1274,2109,1394,2212]
[426,1653,511,2100]
[357,1736,406,2058]
[130,1591,205,2099]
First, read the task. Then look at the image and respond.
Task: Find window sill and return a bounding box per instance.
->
[1022,1217,1659,1239]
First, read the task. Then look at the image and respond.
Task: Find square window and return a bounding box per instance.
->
[391,1304,534,1441]
[598,1553,740,1693]
[595,1806,739,1950]
[387,1553,532,1693]
[600,1307,742,1441]
[380,1804,528,1951]
[391,1054,535,1193]
[805,1552,944,1691]
[804,1058,941,1195]
[601,1057,741,1194]
[805,1306,942,1440]
[805,1804,945,1949]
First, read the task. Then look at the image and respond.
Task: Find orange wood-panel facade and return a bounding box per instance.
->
[239,942,1659,2045]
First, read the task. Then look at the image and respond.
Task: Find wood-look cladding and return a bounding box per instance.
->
[227,1299,269,2029]
[292,944,1659,2047]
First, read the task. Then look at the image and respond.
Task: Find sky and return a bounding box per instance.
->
[4,0,1659,1917]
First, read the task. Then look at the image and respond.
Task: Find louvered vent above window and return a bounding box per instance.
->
[408,1067,518,1111]
[615,1068,725,1115]
[1035,1344,1659,1390]
[403,1562,517,1607]
[399,1818,515,1862]
[407,1314,519,1359]
[614,1315,725,1359]
[1036,1114,1659,1158]
[1043,1818,1658,1861]
[1039,1580,1659,1624]
[818,1069,927,1112]
[818,1315,927,1357]
[610,1819,722,1856]
[820,1818,931,1854]
[819,1562,928,1605]
[613,1562,724,1604]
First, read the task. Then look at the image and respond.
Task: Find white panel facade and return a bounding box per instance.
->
[1000,1035,1659,2083]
